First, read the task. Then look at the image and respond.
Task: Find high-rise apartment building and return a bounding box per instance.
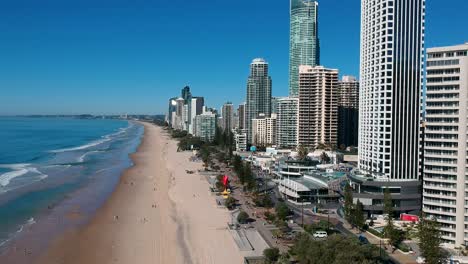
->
[338,76,359,147]
[222,102,235,132]
[277,97,299,149]
[423,43,468,247]
[272,97,286,114]
[351,0,426,215]
[189,97,205,134]
[194,110,217,142]
[252,114,277,147]
[237,103,246,130]
[246,58,272,144]
[166,97,178,125]
[289,0,319,97]
[298,65,338,149]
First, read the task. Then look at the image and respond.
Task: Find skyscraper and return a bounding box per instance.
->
[338,76,359,148]
[352,0,426,215]
[423,43,468,247]
[277,97,299,149]
[237,103,246,130]
[289,0,319,97]
[298,66,338,149]
[246,58,272,144]
[221,102,234,132]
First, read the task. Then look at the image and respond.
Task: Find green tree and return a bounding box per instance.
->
[200,146,210,167]
[237,211,249,224]
[320,152,331,164]
[225,196,236,210]
[383,188,393,218]
[276,202,290,221]
[263,247,280,263]
[344,184,354,224]
[232,155,242,171]
[244,164,256,191]
[297,144,309,160]
[418,215,448,264]
[292,234,387,264]
[382,187,402,249]
[354,199,366,230]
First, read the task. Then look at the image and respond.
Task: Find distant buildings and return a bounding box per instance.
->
[276,97,299,149]
[351,0,426,215]
[189,97,204,134]
[271,97,285,114]
[252,114,277,147]
[237,103,246,130]
[221,102,235,132]
[246,58,272,144]
[289,0,319,97]
[298,65,338,150]
[338,76,359,148]
[423,43,468,247]
[235,130,247,152]
[194,109,217,142]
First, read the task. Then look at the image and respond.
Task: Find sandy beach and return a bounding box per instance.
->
[34,122,243,264]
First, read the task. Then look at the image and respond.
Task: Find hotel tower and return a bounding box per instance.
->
[351,0,426,214]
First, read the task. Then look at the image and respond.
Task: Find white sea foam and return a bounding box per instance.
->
[0,164,47,188]
[50,124,132,153]
[50,138,111,153]
[77,150,103,163]
[0,218,36,249]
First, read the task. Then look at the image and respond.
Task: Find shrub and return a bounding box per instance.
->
[237,211,249,224]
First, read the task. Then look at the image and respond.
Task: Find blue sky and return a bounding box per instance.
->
[0,0,467,115]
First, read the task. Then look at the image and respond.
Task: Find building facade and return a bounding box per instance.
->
[222,102,235,132]
[252,114,277,147]
[289,0,319,97]
[353,0,426,215]
[246,58,272,144]
[189,97,204,134]
[298,65,338,150]
[423,43,468,247]
[277,97,299,149]
[194,110,217,142]
[338,76,359,147]
[237,103,246,130]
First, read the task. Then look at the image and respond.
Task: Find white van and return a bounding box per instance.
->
[313,231,328,238]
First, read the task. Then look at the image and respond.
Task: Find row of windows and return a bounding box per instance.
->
[427,68,460,75]
[427,51,467,58]
[427,76,460,83]
[427,59,460,67]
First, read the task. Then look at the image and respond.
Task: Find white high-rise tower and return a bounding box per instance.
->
[351,0,426,215]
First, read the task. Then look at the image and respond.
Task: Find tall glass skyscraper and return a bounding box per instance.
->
[246,58,272,144]
[289,0,319,97]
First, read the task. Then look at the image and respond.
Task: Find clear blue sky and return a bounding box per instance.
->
[0,0,467,115]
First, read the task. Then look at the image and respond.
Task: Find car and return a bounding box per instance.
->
[313,231,328,239]
[358,235,369,244]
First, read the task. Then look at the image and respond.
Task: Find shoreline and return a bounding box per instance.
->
[31,122,243,264]
[0,120,143,264]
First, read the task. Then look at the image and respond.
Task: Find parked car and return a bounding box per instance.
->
[313,231,328,239]
[358,235,369,244]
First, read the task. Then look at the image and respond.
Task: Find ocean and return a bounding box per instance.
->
[0,117,144,249]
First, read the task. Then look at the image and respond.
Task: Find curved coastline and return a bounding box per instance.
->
[24,122,243,264]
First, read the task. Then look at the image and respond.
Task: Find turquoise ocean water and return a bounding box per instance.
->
[0,117,143,249]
